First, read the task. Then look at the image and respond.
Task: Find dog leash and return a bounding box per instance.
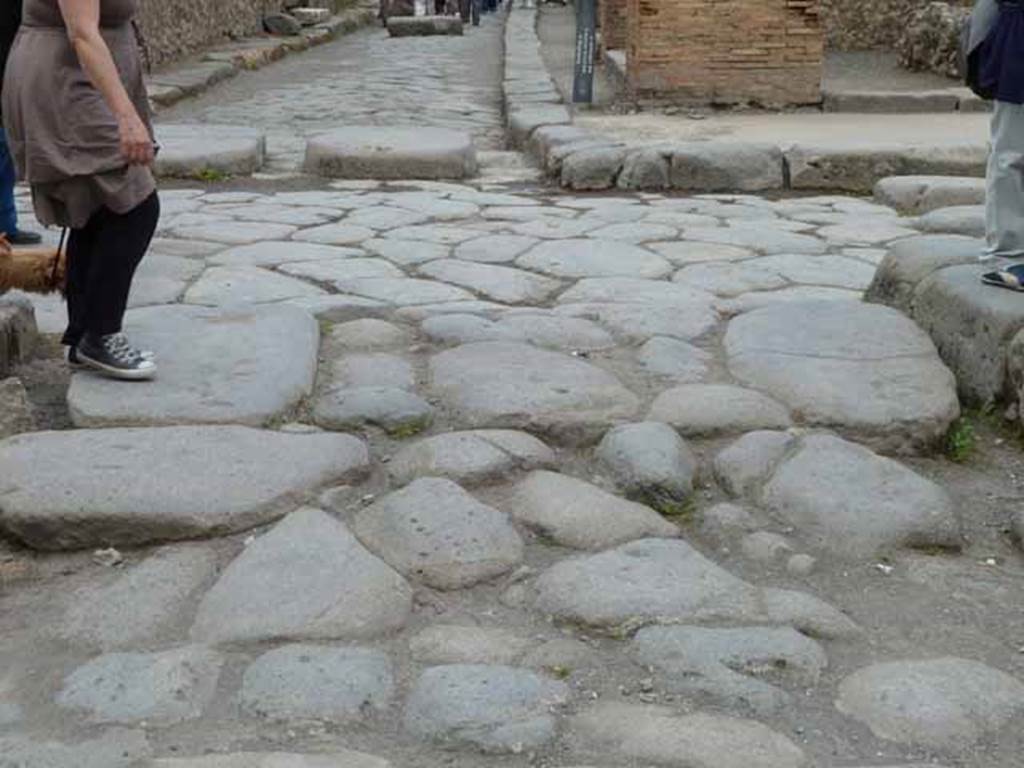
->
[49,228,67,289]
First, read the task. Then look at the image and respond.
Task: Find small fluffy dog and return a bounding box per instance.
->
[0,234,65,295]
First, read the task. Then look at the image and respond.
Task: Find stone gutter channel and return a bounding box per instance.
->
[145,2,379,113]
[502,6,989,194]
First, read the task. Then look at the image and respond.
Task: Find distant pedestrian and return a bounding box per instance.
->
[968,0,1024,288]
[3,0,158,379]
[0,0,41,246]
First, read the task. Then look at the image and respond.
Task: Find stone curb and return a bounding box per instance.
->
[147,3,379,112]
[503,6,988,193]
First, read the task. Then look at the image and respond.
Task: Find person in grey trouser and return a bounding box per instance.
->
[969,0,1024,260]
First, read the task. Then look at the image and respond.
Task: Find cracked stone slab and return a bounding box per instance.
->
[306,127,477,180]
[403,665,569,753]
[517,239,672,279]
[418,259,562,304]
[0,426,368,550]
[353,478,524,589]
[836,658,1024,749]
[725,301,960,453]
[240,645,394,721]
[67,305,319,427]
[56,645,224,725]
[429,342,640,441]
[191,508,411,644]
[533,538,858,639]
[567,702,808,768]
[502,470,680,550]
[388,430,555,486]
[631,626,827,716]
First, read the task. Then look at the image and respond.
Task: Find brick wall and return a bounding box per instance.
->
[600,0,629,53]
[135,0,288,70]
[625,0,824,106]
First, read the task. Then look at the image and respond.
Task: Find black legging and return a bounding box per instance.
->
[62,191,160,348]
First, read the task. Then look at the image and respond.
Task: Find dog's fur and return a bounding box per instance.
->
[0,234,65,295]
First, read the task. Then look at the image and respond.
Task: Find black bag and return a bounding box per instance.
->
[961,11,996,99]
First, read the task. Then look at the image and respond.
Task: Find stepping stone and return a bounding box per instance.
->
[403,665,569,753]
[517,239,672,279]
[67,305,319,427]
[409,626,532,666]
[915,205,985,237]
[596,422,697,511]
[454,234,539,263]
[533,538,858,639]
[429,342,640,441]
[909,263,1024,405]
[353,478,524,589]
[648,384,791,437]
[60,545,219,650]
[836,658,1024,749]
[716,432,961,558]
[191,508,411,644]
[388,430,555,486]
[151,752,391,768]
[57,646,224,725]
[184,266,326,305]
[313,386,433,434]
[504,470,679,550]
[387,15,463,36]
[0,730,151,768]
[725,301,960,453]
[567,702,807,768]
[418,259,562,304]
[631,626,827,716]
[305,127,477,180]
[154,124,265,177]
[636,337,712,381]
[240,645,393,720]
[864,234,980,312]
[422,312,614,351]
[875,175,986,215]
[0,427,368,550]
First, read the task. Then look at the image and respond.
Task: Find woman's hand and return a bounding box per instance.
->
[118,113,154,165]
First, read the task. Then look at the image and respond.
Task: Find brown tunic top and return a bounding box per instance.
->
[2,0,155,228]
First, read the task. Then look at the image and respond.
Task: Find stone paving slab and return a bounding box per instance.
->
[305,127,478,180]
[0,427,369,550]
[875,175,987,215]
[154,124,267,178]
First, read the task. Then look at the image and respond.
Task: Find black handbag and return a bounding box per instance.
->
[960,15,996,99]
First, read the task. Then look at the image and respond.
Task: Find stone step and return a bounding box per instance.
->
[154,124,266,178]
[387,15,464,36]
[875,175,987,215]
[305,126,478,180]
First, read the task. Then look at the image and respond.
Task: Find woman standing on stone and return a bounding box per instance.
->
[3,0,158,379]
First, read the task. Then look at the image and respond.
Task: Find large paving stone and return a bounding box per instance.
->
[278,258,404,288]
[754,253,877,290]
[648,385,792,437]
[409,625,532,666]
[631,626,827,716]
[388,430,555,486]
[595,422,696,510]
[150,752,391,768]
[914,205,985,237]
[129,253,204,307]
[682,226,827,255]
[874,175,986,215]
[636,337,712,382]
[403,664,569,753]
[713,430,796,498]
[60,545,219,650]
[334,277,474,306]
[720,432,961,558]
[669,142,784,192]
[418,259,562,304]
[67,305,318,427]
[191,508,412,644]
[454,234,539,263]
[154,124,265,177]
[864,234,980,312]
[353,478,523,589]
[533,538,858,638]
[313,386,434,435]
[0,427,368,550]
[305,127,477,180]
[725,301,959,453]
[184,266,326,305]
[429,342,640,441]
[567,702,808,768]
[422,312,615,351]
[517,239,672,279]
[910,263,1024,405]
[0,296,37,378]
[56,646,224,725]
[836,658,1024,749]
[240,645,393,720]
[0,730,151,768]
[502,470,679,550]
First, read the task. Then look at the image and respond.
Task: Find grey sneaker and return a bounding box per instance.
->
[69,343,155,368]
[76,332,157,381]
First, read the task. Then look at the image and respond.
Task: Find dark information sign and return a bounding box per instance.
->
[572,0,596,104]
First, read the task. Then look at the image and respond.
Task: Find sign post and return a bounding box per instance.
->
[572,0,596,104]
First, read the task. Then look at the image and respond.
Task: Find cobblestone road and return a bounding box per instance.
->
[160,15,506,172]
